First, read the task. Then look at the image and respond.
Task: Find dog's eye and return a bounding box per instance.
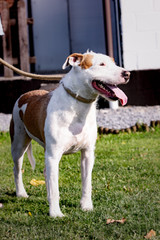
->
[100,63,105,66]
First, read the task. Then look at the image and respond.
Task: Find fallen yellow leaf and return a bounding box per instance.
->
[106,218,126,224]
[30,179,45,186]
[28,211,32,217]
[144,229,156,239]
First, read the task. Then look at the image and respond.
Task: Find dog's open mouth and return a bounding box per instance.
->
[92,80,128,106]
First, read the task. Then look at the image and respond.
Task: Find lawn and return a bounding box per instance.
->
[0,129,160,240]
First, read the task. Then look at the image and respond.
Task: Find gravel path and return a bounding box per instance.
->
[96,105,160,130]
[0,106,160,132]
[0,113,12,132]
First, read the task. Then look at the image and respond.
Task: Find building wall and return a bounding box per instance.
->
[121,0,160,70]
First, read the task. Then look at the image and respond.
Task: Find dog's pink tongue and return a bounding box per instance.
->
[108,85,128,106]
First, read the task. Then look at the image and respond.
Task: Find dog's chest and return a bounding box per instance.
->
[46,93,97,154]
[64,114,97,154]
[64,128,92,154]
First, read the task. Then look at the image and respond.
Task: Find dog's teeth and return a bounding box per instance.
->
[98,83,105,90]
[96,81,115,97]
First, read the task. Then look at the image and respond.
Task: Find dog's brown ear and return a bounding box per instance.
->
[62,53,83,69]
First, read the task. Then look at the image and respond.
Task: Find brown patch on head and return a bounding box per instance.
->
[9,117,14,143]
[18,90,51,144]
[111,57,115,63]
[63,53,83,69]
[79,54,93,69]
[69,53,83,62]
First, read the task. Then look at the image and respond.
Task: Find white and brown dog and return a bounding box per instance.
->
[10,51,130,217]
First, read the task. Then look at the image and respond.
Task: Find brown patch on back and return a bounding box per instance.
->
[79,54,93,69]
[18,90,51,144]
[19,110,23,121]
[10,117,14,143]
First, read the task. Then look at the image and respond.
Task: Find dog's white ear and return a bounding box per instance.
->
[62,53,83,69]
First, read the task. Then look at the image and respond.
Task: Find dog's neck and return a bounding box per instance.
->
[61,68,98,104]
[62,83,96,104]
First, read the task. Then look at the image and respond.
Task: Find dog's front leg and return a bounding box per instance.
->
[45,149,64,218]
[80,148,95,211]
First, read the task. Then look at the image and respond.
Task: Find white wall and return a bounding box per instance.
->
[121,0,160,70]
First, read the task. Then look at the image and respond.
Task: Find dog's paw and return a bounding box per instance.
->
[16,191,29,198]
[49,204,64,218]
[80,198,93,211]
[49,210,64,218]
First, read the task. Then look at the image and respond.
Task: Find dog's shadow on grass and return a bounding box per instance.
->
[5,191,16,197]
[61,199,77,208]
[0,189,17,204]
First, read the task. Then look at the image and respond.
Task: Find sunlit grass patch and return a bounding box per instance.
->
[0,129,160,239]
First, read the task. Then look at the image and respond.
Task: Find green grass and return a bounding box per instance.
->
[0,129,160,240]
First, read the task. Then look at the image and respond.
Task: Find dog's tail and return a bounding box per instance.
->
[27,143,36,170]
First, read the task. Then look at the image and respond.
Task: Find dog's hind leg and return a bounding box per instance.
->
[10,117,31,198]
[27,142,36,170]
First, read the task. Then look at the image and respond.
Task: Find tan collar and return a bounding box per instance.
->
[62,83,96,104]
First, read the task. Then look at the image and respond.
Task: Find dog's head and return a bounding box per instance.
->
[63,51,130,106]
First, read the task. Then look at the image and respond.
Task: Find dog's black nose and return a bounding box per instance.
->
[122,71,130,82]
